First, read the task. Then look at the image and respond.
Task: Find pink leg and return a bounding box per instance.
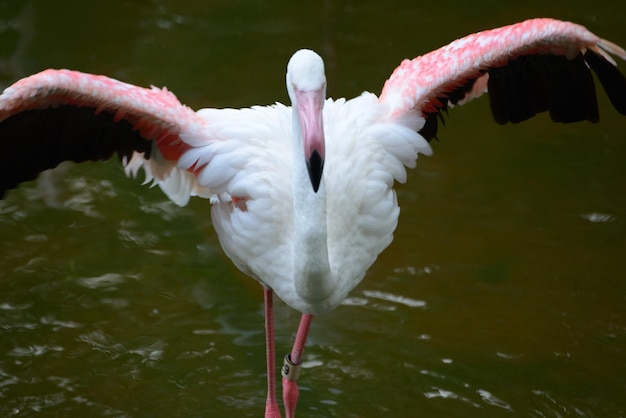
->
[282,313,313,418]
[264,287,282,418]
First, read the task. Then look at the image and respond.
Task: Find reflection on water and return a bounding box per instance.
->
[1,0,626,416]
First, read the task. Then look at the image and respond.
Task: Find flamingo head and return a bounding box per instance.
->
[286,49,326,193]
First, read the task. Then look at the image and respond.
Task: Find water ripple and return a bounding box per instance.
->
[580,212,616,223]
[423,387,481,408]
[8,344,64,357]
[77,273,137,290]
[342,289,427,310]
[77,331,126,358]
[420,369,514,412]
[117,227,160,247]
[477,389,513,411]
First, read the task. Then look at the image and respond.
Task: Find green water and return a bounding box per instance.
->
[1,1,625,416]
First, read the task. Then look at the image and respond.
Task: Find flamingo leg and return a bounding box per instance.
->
[282,313,313,418]
[264,287,282,418]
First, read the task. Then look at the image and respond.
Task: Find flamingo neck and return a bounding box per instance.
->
[292,110,332,305]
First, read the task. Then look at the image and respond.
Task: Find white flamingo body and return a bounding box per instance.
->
[194,93,430,314]
[1,18,625,418]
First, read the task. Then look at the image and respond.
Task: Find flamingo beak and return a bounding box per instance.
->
[296,88,325,193]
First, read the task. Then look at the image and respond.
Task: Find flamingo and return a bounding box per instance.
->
[1,18,625,418]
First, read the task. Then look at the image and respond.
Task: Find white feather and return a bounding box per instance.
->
[121,65,432,315]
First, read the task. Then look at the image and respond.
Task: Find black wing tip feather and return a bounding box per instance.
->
[584,49,626,115]
[420,80,477,142]
[0,106,152,198]
[419,50,626,141]
[487,53,600,125]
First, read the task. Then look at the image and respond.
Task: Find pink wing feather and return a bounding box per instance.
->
[0,69,204,160]
[380,18,626,138]
[0,69,207,195]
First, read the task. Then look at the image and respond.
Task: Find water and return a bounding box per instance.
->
[1,0,625,416]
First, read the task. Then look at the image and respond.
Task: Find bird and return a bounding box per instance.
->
[1,18,625,418]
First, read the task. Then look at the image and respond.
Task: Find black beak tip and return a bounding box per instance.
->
[306,150,324,193]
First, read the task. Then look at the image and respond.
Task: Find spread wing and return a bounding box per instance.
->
[379,18,626,140]
[0,69,209,201]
